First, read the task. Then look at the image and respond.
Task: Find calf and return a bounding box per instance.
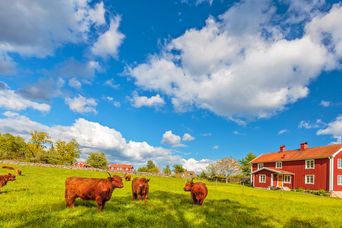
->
[65,173,123,211]
[184,179,208,205]
[132,177,149,202]
[0,173,16,189]
[125,174,131,181]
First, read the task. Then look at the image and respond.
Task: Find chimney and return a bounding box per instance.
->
[279,145,286,153]
[300,142,308,151]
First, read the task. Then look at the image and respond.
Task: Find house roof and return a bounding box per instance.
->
[251,144,342,163]
[108,164,133,168]
[252,167,294,175]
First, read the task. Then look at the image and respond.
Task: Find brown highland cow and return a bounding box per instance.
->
[0,173,16,189]
[132,177,149,202]
[65,173,123,211]
[184,179,208,205]
[125,174,131,181]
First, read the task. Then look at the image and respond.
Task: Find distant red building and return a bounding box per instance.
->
[73,162,91,168]
[108,164,134,172]
[251,143,342,195]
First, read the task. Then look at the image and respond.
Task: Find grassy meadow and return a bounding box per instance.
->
[1,164,342,227]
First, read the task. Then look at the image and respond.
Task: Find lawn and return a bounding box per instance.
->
[0,164,341,227]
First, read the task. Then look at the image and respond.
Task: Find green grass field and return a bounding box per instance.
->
[0,164,341,228]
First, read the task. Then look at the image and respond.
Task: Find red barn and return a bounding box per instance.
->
[251,143,342,196]
[108,164,134,172]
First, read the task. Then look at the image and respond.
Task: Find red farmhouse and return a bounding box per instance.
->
[108,164,134,172]
[251,143,342,195]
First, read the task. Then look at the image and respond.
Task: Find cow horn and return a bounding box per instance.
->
[107,172,112,177]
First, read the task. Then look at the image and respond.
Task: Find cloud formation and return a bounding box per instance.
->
[131,93,165,108]
[65,95,97,114]
[317,116,342,143]
[0,86,50,112]
[128,1,342,122]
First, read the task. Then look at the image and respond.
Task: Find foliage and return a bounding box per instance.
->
[0,133,28,160]
[205,157,241,183]
[138,160,160,173]
[163,165,171,175]
[239,152,256,177]
[1,164,342,227]
[86,151,108,169]
[173,164,185,174]
[0,132,80,165]
[293,188,329,197]
[199,171,207,179]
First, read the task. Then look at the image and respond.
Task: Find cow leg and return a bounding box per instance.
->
[199,198,204,206]
[132,193,137,200]
[144,194,148,203]
[96,197,104,212]
[66,195,76,208]
[191,193,197,205]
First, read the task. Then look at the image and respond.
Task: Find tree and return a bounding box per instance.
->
[239,152,256,177]
[0,133,28,160]
[216,157,241,183]
[27,131,52,162]
[137,160,160,173]
[199,171,207,179]
[173,164,185,174]
[86,152,108,169]
[48,139,81,165]
[163,165,171,175]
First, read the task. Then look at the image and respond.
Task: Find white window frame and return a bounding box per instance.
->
[275,161,282,169]
[338,175,342,186]
[257,163,264,170]
[283,175,291,183]
[338,159,342,169]
[305,175,314,184]
[259,174,266,183]
[305,159,315,169]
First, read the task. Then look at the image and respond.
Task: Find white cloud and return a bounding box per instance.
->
[104,79,120,89]
[182,133,195,141]
[182,158,212,173]
[0,113,178,164]
[278,129,289,135]
[212,145,219,150]
[317,116,342,143]
[128,1,342,122]
[65,95,97,114]
[0,87,50,112]
[161,130,183,147]
[19,78,65,101]
[320,100,331,107]
[0,0,108,57]
[91,16,125,58]
[0,52,16,75]
[298,119,326,129]
[68,78,82,89]
[131,93,165,108]
[103,96,121,108]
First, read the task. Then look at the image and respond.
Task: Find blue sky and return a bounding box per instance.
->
[0,0,341,172]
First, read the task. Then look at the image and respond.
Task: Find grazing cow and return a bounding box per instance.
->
[132,177,149,202]
[0,173,16,189]
[65,173,123,211]
[125,174,131,181]
[184,179,208,205]
[2,166,22,176]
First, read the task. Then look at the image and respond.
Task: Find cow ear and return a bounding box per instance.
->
[146,179,150,182]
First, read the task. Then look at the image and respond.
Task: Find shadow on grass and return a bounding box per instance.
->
[1,190,273,227]
[0,187,29,194]
[284,217,328,228]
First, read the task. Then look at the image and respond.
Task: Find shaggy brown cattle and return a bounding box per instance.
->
[0,173,16,189]
[2,166,22,176]
[184,179,208,205]
[132,177,149,202]
[65,173,123,211]
[125,174,131,181]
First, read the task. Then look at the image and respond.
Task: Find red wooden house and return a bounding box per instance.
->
[251,143,342,195]
[108,164,134,172]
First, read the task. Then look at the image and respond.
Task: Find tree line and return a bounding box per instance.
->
[0,131,257,177]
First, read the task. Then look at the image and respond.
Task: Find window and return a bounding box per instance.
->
[305,175,314,184]
[257,163,264,170]
[259,175,266,183]
[338,176,342,186]
[338,159,342,169]
[305,159,315,169]
[275,162,282,169]
[283,175,291,183]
